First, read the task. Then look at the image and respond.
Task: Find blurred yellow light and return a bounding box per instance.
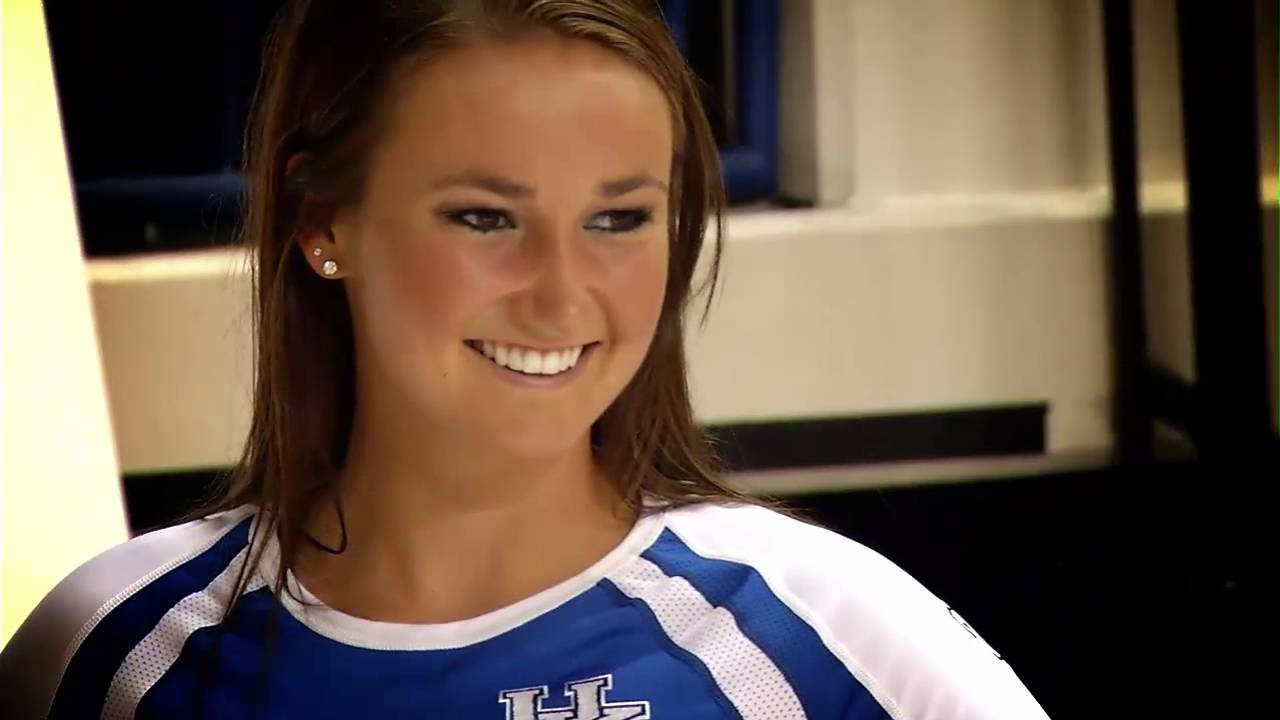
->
[1,0,130,646]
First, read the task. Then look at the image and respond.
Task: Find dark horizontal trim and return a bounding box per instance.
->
[123,404,1047,532]
[703,404,1047,472]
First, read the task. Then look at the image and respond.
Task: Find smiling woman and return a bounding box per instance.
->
[0,2,1050,718]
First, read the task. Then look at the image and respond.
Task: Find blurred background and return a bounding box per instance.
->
[2,1,1277,717]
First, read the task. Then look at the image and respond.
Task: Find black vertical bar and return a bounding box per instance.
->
[1174,0,1271,457]
[1102,0,1152,464]
[1174,9,1271,716]
[220,9,241,172]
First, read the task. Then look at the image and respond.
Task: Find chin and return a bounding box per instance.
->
[475,408,598,459]
[494,427,594,461]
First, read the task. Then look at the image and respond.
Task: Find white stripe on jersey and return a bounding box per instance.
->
[609,555,806,719]
[102,544,266,720]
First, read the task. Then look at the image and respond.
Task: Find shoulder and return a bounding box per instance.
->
[0,505,256,720]
[646,501,1050,720]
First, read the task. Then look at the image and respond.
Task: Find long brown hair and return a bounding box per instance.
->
[195,0,763,608]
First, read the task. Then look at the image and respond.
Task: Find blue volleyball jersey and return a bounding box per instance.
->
[0,502,1050,719]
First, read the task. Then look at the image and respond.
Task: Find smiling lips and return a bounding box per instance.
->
[466,340,591,377]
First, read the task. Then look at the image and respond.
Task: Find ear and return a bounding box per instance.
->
[286,152,348,280]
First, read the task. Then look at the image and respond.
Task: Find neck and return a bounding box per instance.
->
[294,402,636,624]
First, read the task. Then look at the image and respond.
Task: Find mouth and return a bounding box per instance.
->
[464,339,600,380]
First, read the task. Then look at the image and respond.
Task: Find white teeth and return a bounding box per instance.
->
[471,341,589,377]
[540,350,560,375]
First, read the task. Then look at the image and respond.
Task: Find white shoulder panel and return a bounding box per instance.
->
[664,503,1051,720]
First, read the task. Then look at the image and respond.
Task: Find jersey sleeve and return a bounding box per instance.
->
[1,574,88,719]
[664,503,1052,720]
[1,538,162,719]
[0,506,254,719]
[790,530,1052,720]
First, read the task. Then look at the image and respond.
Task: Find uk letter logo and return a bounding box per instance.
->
[499,674,651,720]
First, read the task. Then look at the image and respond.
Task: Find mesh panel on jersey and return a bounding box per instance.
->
[610,556,805,719]
[101,547,261,720]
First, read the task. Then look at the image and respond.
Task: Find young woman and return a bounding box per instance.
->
[1,1,1050,718]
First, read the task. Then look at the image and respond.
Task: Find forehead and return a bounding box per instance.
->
[373,33,675,186]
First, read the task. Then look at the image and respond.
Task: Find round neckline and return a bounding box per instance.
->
[253,508,667,651]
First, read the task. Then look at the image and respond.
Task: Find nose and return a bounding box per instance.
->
[519,223,588,338]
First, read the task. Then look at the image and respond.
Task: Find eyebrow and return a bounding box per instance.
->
[599,172,669,197]
[430,170,668,199]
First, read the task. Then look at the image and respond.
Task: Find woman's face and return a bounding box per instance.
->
[324,33,673,457]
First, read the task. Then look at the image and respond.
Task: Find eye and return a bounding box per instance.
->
[585,208,653,234]
[441,208,516,234]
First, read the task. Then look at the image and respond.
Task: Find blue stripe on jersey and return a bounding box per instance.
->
[139,577,734,719]
[642,529,893,720]
[48,516,253,720]
[597,579,744,720]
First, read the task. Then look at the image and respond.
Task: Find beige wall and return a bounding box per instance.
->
[89,0,1279,481]
[779,0,1278,436]
[93,207,1116,475]
[783,0,1276,204]
[848,0,1110,199]
[89,253,253,473]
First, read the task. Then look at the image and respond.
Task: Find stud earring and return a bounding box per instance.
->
[312,247,323,257]
[322,260,338,276]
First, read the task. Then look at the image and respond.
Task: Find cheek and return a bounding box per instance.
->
[353,222,493,347]
[606,240,669,347]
